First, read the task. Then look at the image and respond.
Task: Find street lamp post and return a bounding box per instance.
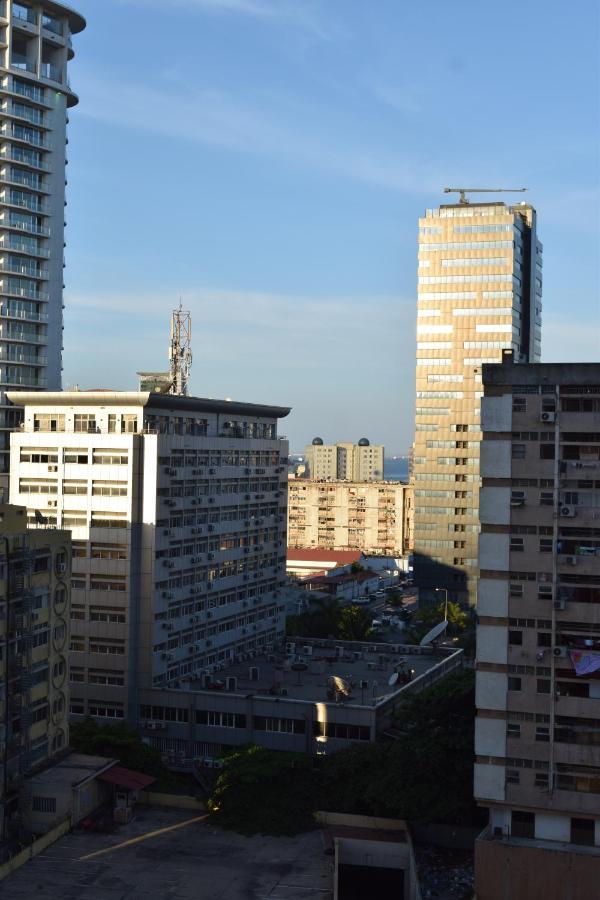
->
[435,587,449,621]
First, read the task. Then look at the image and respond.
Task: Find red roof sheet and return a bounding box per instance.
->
[98,765,156,791]
[286,549,363,563]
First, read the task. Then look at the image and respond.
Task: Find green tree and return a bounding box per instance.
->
[286,595,342,639]
[337,605,373,641]
[70,718,165,777]
[403,600,468,644]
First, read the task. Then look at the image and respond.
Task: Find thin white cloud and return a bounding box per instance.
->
[76,73,442,194]
[114,0,331,38]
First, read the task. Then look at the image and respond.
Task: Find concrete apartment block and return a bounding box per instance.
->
[7,390,290,725]
[0,502,71,841]
[0,1,85,490]
[304,438,384,482]
[287,478,412,556]
[412,200,542,605]
[474,356,600,898]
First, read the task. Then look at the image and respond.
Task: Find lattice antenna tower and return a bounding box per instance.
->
[169,304,192,396]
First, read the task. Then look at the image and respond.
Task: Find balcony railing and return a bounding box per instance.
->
[11,80,46,104]
[0,306,48,322]
[0,374,47,387]
[0,284,49,302]
[40,63,62,83]
[2,219,51,237]
[0,329,47,344]
[0,240,50,258]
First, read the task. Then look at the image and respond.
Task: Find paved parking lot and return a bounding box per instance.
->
[0,807,333,900]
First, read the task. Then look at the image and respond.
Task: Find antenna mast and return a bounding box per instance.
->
[169,304,192,396]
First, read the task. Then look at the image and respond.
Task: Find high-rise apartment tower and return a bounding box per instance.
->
[413,198,542,604]
[474,357,600,897]
[0,1,85,488]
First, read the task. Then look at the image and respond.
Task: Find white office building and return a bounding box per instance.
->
[8,390,290,723]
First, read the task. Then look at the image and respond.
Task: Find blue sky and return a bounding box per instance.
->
[64,0,599,453]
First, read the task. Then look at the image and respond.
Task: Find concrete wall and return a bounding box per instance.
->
[475,837,600,900]
[474,764,505,803]
[480,441,511,478]
[475,717,506,758]
[479,487,511,526]
[476,671,507,711]
[477,625,508,665]
[481,395,512,433]
[477,579,508,618]
[479,534,509,571]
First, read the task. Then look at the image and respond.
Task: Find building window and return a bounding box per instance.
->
[512,444,526,459]
[512,398,526,413]
[571,818,595,847]
[74,414,97,433]
[508,631,523,645]
[510,538,524,552]
[508,677,522,692]
[534,773,549,789]
[540,444,555,460]
[537,679,551,694]
[32,796,56,814]
[507,723,521,738]
[511,810,535,839]
[535,726,550,742]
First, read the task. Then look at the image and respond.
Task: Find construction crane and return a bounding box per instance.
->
[443,187,528,205]
[169,304,192,396]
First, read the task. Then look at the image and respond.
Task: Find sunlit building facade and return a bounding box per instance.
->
[412,200,542,605]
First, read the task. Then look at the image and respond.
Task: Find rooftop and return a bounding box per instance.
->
[181,639,459,706]
[286,549,364,564]
[27,753,116,791]
[6,390,291,419]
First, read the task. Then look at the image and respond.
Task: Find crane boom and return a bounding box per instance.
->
[443,187,528,205]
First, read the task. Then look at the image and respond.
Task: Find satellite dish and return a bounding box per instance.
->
[388,672,399,687]
[329,675,351,697]
[419,619,448,647]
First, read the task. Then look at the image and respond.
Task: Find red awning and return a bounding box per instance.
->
[98,765,156,791]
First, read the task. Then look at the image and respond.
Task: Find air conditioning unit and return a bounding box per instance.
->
[207,552,215,560]
[554,599,566,611]
[47,500,57,507]
[564,555,577,566]
[560,506,576,517]
[48,465,58,472]
[510,498,525,507]
[163,529,171,536]
[553,646,568,658]
[209,468,216,475]
[302,645,313,656]
[213,760,224,770]
[540,412,556,423]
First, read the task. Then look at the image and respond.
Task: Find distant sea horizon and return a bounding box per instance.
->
[384,457,409,481]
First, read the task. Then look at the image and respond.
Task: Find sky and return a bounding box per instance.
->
[64,0,599,454]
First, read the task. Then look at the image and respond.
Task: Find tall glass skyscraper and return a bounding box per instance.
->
[412,199,542,605]
[0,1,85,489]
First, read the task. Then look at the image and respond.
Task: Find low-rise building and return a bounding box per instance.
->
[286,548,365,579]
[138,637,463,761]
[0,504,71,843]
[288,479,412,555]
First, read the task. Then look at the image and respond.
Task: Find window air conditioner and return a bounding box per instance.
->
[560,506,576,517]
[540,412,556,423]
[553,646,568,658]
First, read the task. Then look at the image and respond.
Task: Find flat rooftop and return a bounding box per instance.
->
[3,807,332,900]
[27,753,116,791]
[186,641,457,706]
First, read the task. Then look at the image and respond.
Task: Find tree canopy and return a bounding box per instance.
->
[207,669,479,835]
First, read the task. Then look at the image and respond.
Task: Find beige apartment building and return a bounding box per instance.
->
[412,199,542,605]
[474,357,600,897]
[288,478,412,556]
[0,502,70,841]
[8,390,290,724]
[304,438,384,482]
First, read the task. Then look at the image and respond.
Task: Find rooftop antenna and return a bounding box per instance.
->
[443,187,528,205]
[169,303,192,396]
